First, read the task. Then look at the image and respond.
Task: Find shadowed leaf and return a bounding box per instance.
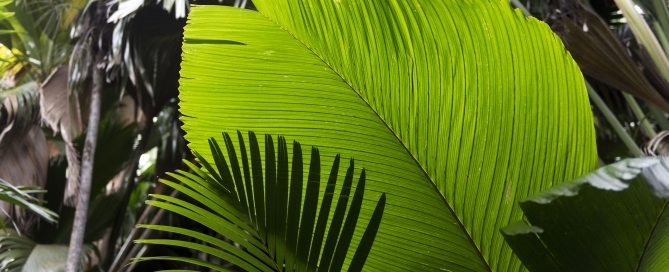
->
[503,157,669,271]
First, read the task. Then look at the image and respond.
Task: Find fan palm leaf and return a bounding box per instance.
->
[0,83,47,210]
[177,1,598,271]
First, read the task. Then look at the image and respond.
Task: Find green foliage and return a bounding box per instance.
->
[178,1,597,270]
[0,231,82,272]
[0,0,75,79]
[0,177,57,225]
[0,230,33,271]
[0,174,63,272]
[136,131,386,271]
[0,231,90,272]
[502,157,669,271]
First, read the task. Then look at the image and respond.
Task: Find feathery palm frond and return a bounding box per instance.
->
[135,131,386,271]
[0,177,58,224]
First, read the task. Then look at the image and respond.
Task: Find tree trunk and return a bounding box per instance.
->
[66,58,103,272]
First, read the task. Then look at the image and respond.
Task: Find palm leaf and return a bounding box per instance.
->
[0,82,39,143]
[14,0,76,40]
[502,157,669,271]
[0,230,34,271]
[0,0,71,78]
[0,82,51,231]
[0,177,57,224]
[136,131,386,271]
[0,129,49,235]
[178,2,597,271]
[547,4,669,112]
[0,230,87,272]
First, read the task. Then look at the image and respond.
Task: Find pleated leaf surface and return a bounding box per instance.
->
[179,1,598,271]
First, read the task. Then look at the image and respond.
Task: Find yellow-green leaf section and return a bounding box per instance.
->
[179,1,597,271]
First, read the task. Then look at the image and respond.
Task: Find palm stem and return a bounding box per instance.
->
[108,188,177,271]
[649,105,669,131]
[651,0,669,57]
[66,57,103,272]
[614,0,669,84]
[652,21,669,58]
[587,82,644,156]
[622,93,657,139]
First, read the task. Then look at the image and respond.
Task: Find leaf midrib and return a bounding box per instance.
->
[252,8,492,272]
[635,199,669,271]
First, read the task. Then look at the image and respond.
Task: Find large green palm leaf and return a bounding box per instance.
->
[136,131,386,271]
[178,1,597,271]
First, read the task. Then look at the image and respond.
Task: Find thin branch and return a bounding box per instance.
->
[108,189,177,272]
[124,245,148,272]
[103,119,154,269]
